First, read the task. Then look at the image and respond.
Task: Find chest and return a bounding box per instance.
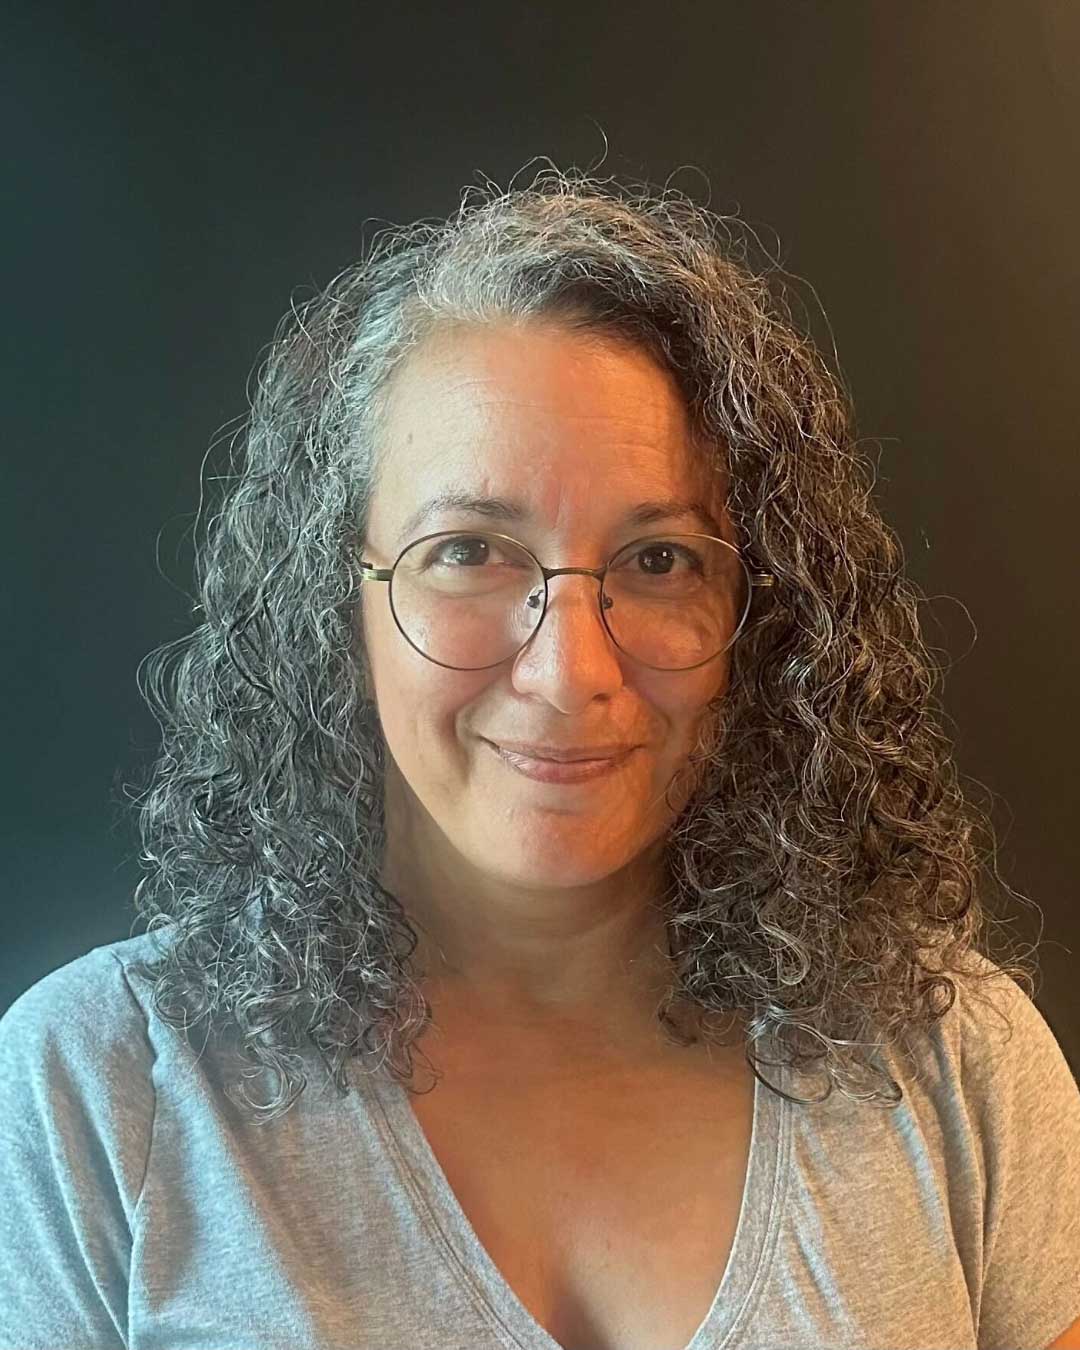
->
[406,1037,755,1350]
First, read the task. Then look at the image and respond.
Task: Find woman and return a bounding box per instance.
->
[2,166,1078,1350]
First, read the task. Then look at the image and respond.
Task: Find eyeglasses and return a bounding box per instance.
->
[358,530,775,672]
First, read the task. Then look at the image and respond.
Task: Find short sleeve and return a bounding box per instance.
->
[962,963,1080,1350]
[0,946,157,1350]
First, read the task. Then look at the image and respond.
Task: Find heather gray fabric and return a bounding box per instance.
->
[1,929,1078,1350]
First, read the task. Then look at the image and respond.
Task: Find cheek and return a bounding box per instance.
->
[652,660,728,747]
[366,614,487,769]
[362,594,426,709]
[646,671,729,803]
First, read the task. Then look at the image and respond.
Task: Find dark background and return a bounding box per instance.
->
[4,3,1077,1068]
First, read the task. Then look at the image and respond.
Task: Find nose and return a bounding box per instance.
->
[510,571,625,702]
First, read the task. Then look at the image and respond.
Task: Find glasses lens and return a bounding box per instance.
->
[603,534,750,670]
[390,533,545,670]
[389,532,750,671]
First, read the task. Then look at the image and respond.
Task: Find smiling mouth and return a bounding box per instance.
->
[484,740,636,783]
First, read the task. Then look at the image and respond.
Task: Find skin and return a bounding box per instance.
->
[358,318,740,1055]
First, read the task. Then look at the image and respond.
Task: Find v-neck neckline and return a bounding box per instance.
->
[358,1047,790,1349]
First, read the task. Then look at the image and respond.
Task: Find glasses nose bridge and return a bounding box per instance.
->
[530,562,615,630]
[539,562,608,584]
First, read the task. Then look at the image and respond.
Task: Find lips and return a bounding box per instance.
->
[485,740,636,762]
[485,740,636,783]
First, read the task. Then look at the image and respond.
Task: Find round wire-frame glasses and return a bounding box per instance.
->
[358,529,776,672]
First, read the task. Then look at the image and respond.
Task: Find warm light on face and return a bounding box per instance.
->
[360,320,735,894]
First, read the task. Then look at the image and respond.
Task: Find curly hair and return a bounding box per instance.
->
[123,160,1041,1124]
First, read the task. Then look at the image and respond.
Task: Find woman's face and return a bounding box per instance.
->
[360,319,736,901]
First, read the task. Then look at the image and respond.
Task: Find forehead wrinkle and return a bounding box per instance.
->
[377,337,724,546]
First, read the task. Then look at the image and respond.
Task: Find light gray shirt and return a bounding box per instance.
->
[1,929,1078,1350]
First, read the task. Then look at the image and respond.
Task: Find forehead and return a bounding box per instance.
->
[369,321,723,535]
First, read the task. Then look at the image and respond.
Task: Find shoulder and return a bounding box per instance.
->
[0,933,170,1346]
[944,951,1077,1111]
[931,953,1080,1350]
[0,932,168,1146]
[0,931,165,1065]
[896,950,1080,1176]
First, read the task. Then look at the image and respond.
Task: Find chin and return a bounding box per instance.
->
[466,839,639,891]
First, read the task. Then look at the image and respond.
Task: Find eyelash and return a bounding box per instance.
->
[426,535,705,572]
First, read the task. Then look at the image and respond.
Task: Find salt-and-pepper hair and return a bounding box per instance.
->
[124,161,1039,1123]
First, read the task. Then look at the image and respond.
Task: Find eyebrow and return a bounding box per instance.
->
[398,491,725,543]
